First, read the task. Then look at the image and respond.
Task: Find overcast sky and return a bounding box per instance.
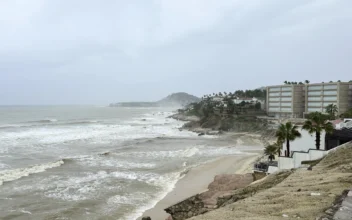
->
[1,0,352,105]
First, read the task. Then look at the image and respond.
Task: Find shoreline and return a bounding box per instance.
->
[139,151,262,220]
[137,112,266,220]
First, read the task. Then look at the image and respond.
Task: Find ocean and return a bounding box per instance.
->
[0,106,251,220]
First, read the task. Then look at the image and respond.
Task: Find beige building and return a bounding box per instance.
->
[266,85,305,118]
[304,82,352,116]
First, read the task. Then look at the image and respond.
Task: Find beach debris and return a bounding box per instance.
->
[142,217,151,220]
[282,214,289,217]
[310,192,321,196]
[198,132,205,136]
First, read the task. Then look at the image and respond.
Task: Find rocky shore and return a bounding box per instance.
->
[169,112,275,139]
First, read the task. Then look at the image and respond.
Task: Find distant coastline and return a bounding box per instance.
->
[109,92,201,108]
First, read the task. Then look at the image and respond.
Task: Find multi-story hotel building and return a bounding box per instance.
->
[305,82,352,116]
[266,81,352,118]
[266,84,305,118]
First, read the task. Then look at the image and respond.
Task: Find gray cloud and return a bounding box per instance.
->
[1,0,352,105]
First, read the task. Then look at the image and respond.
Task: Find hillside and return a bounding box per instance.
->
[189,142,352,220]
[157,92,200,106]
[109,92,200,107]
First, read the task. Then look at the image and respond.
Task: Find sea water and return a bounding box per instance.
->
[0,106,250,219]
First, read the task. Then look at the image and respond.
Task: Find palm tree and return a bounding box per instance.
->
[284,81,288,84]
[264,144,277,162]
[337,80,341,82]
[302,112,334,150]
[305,80,310,84]
[325,104,338,119]
[276,122,302,157]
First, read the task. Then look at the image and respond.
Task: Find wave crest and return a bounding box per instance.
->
[0,160,64,186]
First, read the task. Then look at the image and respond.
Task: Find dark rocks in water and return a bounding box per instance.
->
[142,217,151,220]
[141,119,147,121]
[99,152,110,156]
[198,133,205,136]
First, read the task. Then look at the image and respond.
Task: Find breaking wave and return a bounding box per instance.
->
[0,160,64,185]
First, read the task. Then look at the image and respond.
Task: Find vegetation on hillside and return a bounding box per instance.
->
[178,89,269,132]
[202,89,266,100]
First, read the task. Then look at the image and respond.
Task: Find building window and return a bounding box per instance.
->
[269,92,280,97]
[281,103,291,107]
[323,96,337,101]
[308,97,322,101]
[281,97,292,101]
[269,103,279,107]
[281,92,292,96]
[323,91,337,95]
[308,91,322,96]
[281,87,292,91]
[269,88,280,92]
[269,97,280,101]
[324,85,338,90]
[308,86,322,91]
[323,102,337,107]
[281,108,292,112]
[308,107,322,112]
[269,108,280,111]
[308,102,323,107]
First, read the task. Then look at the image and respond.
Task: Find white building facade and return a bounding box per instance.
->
[305,82,352,116]
[266,85,305,118]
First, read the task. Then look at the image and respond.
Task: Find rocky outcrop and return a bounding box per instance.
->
[164,174,254,220]
[169,113,200,122]
[165,194,208,220]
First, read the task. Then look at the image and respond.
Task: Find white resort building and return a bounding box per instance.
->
[304,82,352,117]
[266,84,305,118]
[266,81,352,119]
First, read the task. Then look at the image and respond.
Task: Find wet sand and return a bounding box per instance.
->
[139,152,261,220]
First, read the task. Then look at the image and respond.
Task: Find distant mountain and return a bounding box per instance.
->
[157,92,200,106]
[109,92,200,107]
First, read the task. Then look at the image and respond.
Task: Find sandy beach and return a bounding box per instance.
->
[140,150,262,220]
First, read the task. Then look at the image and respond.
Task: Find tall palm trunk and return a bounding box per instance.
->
[286,139,290,157]
[315,131,321,150]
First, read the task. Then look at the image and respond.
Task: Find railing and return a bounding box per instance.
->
[254,161,278,172]
[346,120,352,128]
[336,121,352,130]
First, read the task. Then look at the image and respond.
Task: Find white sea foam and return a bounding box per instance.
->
[110,171,184,220]
[43,171,162,201]
[75,156,156,169]
[0,160,64,185]
[44,171,113,201]
[0,115,195,148]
